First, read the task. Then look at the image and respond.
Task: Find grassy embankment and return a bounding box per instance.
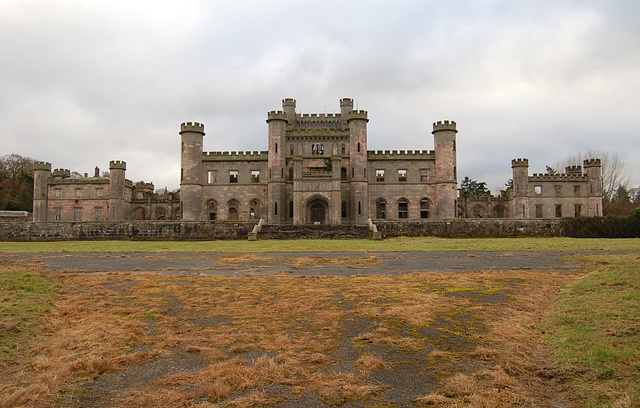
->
[0,236,638,253]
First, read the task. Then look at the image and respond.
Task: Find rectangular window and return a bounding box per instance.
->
[574,185,581,196]
[555,185,562,196]
[75,188,82,197]
[208,170,216,184]
[74,208,82,221]
[555,204,562,218]
[574,204,582,217]
[420,169,430,182]
[398,169,407,182]
[229,170,238,183]
[534,186,542,195]
[96,188,103,197]
[54,208,61,221]
[535,204,543,218]
[95,207,102,221]
[55,189,62,198]
[251,170,260,183]
[376,169,385,182]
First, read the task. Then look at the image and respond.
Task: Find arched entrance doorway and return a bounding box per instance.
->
[307,197,328,225]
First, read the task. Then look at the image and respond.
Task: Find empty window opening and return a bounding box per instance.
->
[398,169,407,182]
[251,170,260,183]
[420,199,431,218]
[535,204,543,218]
[341,200,347,218]
[376,169,385,182]
[398,199,409,219]
[208,170,216,184]
[229,170,238,183]
[555,204,562,218]
[534,185,542,195]
[574,204,582,217]
[574,185,581,196]
[376,199,386,219]
[420,169,430,182]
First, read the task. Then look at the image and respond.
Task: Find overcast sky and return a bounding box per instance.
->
[2,0,639,192]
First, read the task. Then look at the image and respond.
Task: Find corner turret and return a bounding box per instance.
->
[33,162,51,222]
[180,122,205,220]
[109,160,127,221]
[511,158,529,218]
[432,120,458,218]
[282,99,296,122]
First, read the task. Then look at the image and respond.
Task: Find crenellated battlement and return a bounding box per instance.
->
[34,161,51,171]
[134,181,154,190]
[180,122,205,134]
[267,111,288,122]
[52,168,70,178]
[583,158,602,167]
[432,120,457,132]
[368,150,435,160]
[109,160,126,170]
[282,98,296,107]
[203,151,269,161]
[511,158,529,167]
[565,165,582,175]
[529,173,587,181]
[340,98,353,107]
[347,110,368,121]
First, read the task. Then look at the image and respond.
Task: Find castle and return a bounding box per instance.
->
[32,98,603,224]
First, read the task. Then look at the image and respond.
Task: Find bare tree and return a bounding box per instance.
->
[553,150,632,202]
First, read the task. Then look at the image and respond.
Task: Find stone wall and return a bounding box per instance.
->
[0,219,567,241]
[0,221,257,241]
[374,219,564,238]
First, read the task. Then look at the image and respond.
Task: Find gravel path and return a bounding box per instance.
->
[0,250,598,275]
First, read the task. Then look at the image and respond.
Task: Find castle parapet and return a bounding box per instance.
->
[347,110,368,121]
[583,158,602,168]
[134,181,154,190]
[511,158,529,168]
[34,161,52,171]
[267,111,288,122]
[565,165,582,175]
[180,122,205,134]
[109,160,126,170]
[367,150,435,160]
[529,173,587,181]
[52,168,71,178]
[432,120,457,133]
[203,151,269,161]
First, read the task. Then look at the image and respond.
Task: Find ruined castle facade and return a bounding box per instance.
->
[179,98,458,225]
[32,98,603,224]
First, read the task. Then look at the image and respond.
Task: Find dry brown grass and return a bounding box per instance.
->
[0,264,579,407]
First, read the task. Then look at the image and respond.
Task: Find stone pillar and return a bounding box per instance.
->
[433,120,458,218]
[32,161,51,222]
[180,122,205,221]
[292,154,303,225]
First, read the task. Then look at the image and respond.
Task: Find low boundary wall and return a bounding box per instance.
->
[0,221,258,241]
[374,219,564,238]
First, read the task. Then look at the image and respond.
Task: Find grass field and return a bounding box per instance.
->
[1,236,639,253]
[0,239,639,407]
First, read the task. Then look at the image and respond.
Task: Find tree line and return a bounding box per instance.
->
[0,154,35,212]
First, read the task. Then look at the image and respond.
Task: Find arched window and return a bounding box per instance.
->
[288,167,294,181]
[341,144,346,155]
[341,167,347,180]
[207,199,218,220]
[376,198,387,219]
[227,199,239,221]
[290,144,294,155]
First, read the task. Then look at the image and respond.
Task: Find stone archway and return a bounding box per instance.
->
[306,197,329,225]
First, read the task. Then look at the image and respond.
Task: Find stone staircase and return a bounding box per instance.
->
[252,223,372,240]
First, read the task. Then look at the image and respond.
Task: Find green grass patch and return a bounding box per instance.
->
[0,266,59,361]
[0,236,638,253]
[544,254,640,407]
